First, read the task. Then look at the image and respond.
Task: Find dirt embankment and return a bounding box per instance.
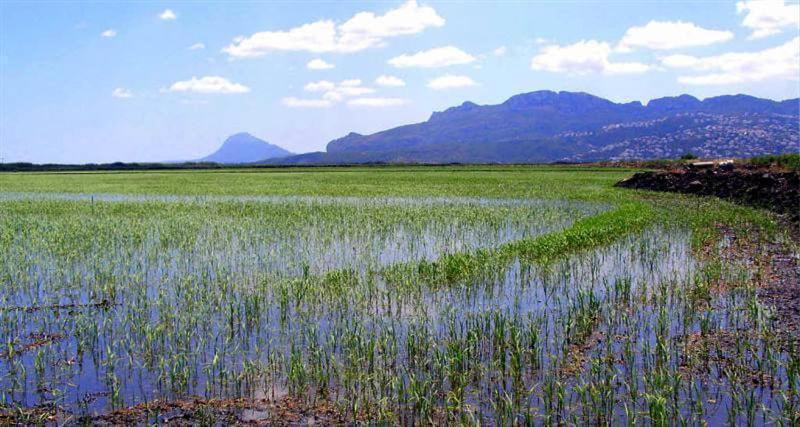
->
[616,165,799,221]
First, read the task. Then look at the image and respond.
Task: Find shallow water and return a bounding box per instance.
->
[0,191,608,210]
[0,194,795,424]
[1,194,596,408]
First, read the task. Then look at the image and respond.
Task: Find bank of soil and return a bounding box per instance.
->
[616,166,799,222]
[1,396,350,426]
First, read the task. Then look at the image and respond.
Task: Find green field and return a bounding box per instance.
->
[0,166,630,199]
[1,166,797,424]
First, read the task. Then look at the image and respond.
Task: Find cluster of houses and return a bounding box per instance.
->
[562,112,799,161]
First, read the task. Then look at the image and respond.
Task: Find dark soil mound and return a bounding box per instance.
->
[616,166,799,221]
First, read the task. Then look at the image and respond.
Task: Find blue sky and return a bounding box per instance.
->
[1,1,798,163]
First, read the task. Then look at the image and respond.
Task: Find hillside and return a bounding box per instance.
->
[268,91,799,164]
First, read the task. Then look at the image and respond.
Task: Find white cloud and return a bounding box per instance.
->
[307,58,335,70]
[347,97,407,107]
[292,79,379,107]
[304,80,336,92]
[375,75,405,87]
[427,74,477,90]
[168,76,250,94]
[159,9,177,21]
[304,79,374,96]
[223,0,444,58]
[493,46,507,56]
[337,0,445,49]
[737,0,800,39]
[531,40,650,75]
[617,21,733,51]
[224,22,337,57]
[389,46,475,68]
[101,29,117,38]
[188,43,206,50]
[323,91,344,102]
[282,97,333,108]
[662,36,800,85]
[112,88,133,98]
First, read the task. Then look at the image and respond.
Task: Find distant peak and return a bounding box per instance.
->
[503,90,558,105]
[504,90,605,104]
[502,90,616,111]
[428,100,481,121]
[224,132,259,141]
[200,132,292,164]
[643,95,703,115]
[646,94,700,107]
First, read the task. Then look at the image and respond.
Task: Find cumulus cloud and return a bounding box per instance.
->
[291,79,379,107]
[340,79,362,87]
[223,0,444,58]
[427,74,477,90]
[389,46,475,68]
[531,40,650,75]
[347,97,407,107]
[159,9,177,20]
[617,21,733,51]
[224,22,337,57]
[493,46,507,56]
[737,0,800,39]
[112,88,133,98]
[336,0,444,48]
[323,91,344,102]
[305,79,373,94]
[101,29,117,38]
[375,75,406,87]
[307,58,335,70]
[304,80,337,92]
[188,43,205,50]
[282,97,332,108]
[168,76,250,94]
[661,37,799,85]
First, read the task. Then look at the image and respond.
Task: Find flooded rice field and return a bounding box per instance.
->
[0,193,797,424]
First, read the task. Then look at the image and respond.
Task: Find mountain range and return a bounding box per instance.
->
[262,91,798,164]
[199,133,292,164]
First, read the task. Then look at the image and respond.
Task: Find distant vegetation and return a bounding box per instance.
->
[749,153,800,170]
[4,152,797,173]
[0,161,231,172]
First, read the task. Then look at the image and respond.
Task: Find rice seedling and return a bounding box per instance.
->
[0,166,795,424]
